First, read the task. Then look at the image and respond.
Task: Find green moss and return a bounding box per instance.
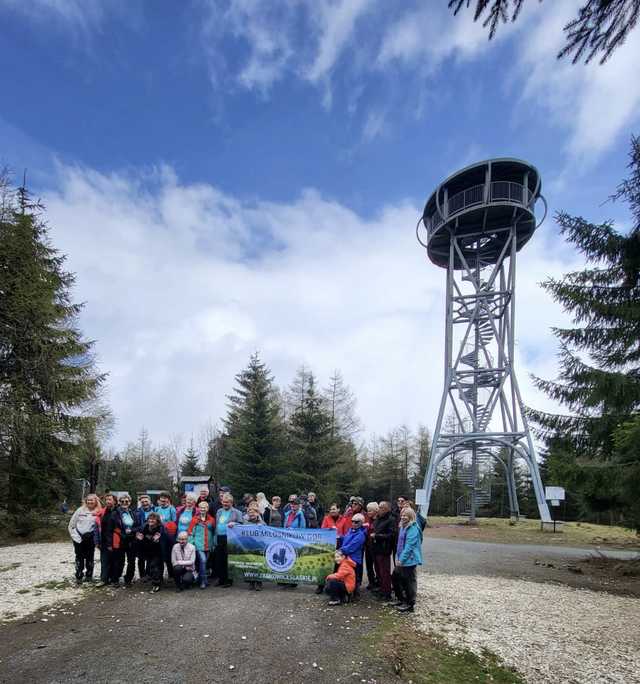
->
[33,579,73,591]
[368,610,523,684]
[0,562,21,573]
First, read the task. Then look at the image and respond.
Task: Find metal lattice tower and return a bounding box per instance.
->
[417,158,551,523]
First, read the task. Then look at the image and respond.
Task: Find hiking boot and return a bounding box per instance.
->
[396,604,414,613]
[314,586,324,595]
[328,600,341,606]
[151,585,160,593]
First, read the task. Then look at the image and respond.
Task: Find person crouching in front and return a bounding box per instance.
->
[324,549,356,606]
[171,531,196,592]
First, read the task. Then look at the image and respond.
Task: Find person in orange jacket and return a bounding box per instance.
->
[324,549,356,605]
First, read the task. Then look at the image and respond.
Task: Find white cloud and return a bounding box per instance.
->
[1,0,105,33]
[515,1,640,163]
[42,164,575,449]
[199,0,375,96]
[305,0,373,83]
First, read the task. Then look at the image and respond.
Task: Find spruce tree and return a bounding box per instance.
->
[0,176,105,526]
[181,441,202,477]
[288,371,333,496]
[529,137,640,526]
[223,353,285,495]
[449,0,640,64]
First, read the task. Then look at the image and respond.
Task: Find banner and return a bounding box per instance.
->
[227,524,337,584]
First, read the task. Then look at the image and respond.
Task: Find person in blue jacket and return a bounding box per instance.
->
[278,497,306,590]
[391,506,423,613]
[340,513,368,593]
[283,498,306,529]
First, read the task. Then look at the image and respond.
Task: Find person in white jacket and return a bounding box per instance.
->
[171,531,196,591]
[68,494,101,583]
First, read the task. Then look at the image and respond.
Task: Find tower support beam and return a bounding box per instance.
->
[418,158,551,523]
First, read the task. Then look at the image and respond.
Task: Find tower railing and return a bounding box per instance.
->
[425,181,534,235]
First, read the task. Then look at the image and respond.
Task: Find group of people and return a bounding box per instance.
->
[68,487,424,612]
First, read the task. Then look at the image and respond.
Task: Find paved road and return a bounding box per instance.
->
[422,537,639,592]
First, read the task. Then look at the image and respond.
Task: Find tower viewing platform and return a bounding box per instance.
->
[421,158,543,269]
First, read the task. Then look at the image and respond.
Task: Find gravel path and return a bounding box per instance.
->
[3,539,640,683]
[0,543,85,621]
[0,572,390,683]
[416,572,640,684]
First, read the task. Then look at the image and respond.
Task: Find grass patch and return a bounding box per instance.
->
[0,514,70,547]
[426,516,639,549]
[33,579,74,591]
[0,562,22,573]
[16,589,30,594]
[368,610,523,683]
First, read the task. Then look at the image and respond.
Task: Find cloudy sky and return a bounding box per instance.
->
[1,0,639,450]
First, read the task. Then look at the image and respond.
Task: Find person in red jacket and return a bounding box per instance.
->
[324,549,356,605]
[321,503,348,545]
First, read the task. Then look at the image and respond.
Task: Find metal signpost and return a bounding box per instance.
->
[416,159,552,524]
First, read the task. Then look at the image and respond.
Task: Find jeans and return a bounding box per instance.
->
[196,550,209,586]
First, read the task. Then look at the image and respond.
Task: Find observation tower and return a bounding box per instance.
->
[417,158,551,523]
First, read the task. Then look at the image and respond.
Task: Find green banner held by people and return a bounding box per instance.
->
[227,524,337,584]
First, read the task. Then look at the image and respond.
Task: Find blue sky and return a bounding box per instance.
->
[2,0,640,451]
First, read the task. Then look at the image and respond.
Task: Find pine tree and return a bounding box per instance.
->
[0,176,105,525]
[449,0,640,64]
[288,371,333,496]
[181,439,202,477]
[223,353,286,495]
[529,137,640,526]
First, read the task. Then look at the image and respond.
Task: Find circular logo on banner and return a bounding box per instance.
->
[265,540,297,572]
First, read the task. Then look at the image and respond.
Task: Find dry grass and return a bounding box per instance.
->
[425,516,639,549]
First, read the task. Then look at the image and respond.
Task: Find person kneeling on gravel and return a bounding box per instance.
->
[172,531,196,592]
[324,550,356,605]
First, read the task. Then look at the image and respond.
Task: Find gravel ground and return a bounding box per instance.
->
[3,540,640,683]
[0,572,391,684]
[416,572,640,684]
[0,543,86,621]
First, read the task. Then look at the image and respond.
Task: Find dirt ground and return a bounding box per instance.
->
[1,535,639,683]
[0,582,398,684]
